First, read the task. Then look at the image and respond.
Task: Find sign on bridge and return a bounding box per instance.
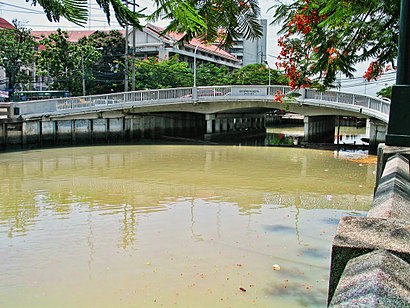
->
[231,88,266,96]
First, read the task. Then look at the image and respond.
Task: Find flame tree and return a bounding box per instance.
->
[271,0,400,89]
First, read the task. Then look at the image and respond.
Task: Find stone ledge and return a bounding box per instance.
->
[330,250,410,307]
[376,144,410,188]
[370,153,410,220]
[328,216,410,303]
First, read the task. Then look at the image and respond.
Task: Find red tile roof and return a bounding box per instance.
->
[0,18,14,29]
[31,30,126,42]
[145,24,239,62]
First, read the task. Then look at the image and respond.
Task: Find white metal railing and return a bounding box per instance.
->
[8,85,390,123]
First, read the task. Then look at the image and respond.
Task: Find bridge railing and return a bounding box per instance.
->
[6,85,390,123]
[305,89,390,115]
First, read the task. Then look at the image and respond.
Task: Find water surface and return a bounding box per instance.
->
[0,145,376,307]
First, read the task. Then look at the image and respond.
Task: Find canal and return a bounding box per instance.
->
[0,141,376,307]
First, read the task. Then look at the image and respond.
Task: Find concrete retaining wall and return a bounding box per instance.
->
[0,113,206,150]
[328,149,410,306]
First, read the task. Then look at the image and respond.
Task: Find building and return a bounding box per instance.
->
[228,19,268,66]
[0,18,14,93]
[127,24,241,71]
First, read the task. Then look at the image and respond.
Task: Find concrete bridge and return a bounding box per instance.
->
[0,85,390,149]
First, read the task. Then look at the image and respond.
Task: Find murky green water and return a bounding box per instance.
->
[0,145,376,307]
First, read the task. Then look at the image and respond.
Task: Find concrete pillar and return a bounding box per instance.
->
[41,121,56,145]
[93,118,108,142]
[22,121,40,146]
[304,115,336,143]
[75,119,91,143]
[222,118,228,132]
[109,118,124,141]
[215,118,221,133]
[366,118,387,153]
[206,114,215,134]
[56,120,74,144]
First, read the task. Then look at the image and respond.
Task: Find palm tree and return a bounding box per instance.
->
[28,0,262,47]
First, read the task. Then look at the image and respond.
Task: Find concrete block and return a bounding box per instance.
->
[328,216,410,303]
[380,153,410,182]
[370,177,410,220]
[376,144,410,188]
[370,153,410,220]
[330,250,410,307]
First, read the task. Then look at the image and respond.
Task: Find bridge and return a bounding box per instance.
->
[0,85,389,149]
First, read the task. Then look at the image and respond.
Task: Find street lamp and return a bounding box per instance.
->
[193,44,200,99]
[264,60,271,94]
[81,47,103,96]
[2,57,22,102]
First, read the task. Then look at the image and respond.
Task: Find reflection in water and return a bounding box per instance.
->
[0,145,376,307]
[265,125,368,146]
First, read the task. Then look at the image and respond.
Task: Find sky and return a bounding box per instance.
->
[0,0,396,96]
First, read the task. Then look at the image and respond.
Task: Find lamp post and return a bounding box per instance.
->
[193,44,200,99]
[264,60,271,95]
[2,57,22,102]
[386,0,410,146]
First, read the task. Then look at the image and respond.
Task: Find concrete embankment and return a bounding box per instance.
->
[328,145,410,306]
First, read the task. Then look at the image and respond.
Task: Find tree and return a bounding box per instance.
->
[229,64,285,85]
[132,56,193,90]
[196,63,229,86]
[0,20,37,96]
[27,0,262,49]
[377,86,392,100]
[36,29,102,96]
[272,0,400,89]
[79,30,125,94]
[28,0,145,27]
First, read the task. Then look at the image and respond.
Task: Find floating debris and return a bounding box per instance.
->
[272,264,281,271]
[239,287,247,292]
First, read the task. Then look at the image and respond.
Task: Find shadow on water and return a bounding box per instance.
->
[264,224,295,233]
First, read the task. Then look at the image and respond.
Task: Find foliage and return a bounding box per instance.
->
[272,0,400,89]
[150,0,262,48]
[36,29,102,96]
[229,64,284,85]
[132,56,193,90]
[196,63,229,86]
[28,0,145,27]
[80,30,126,94]
[377,86,392,100]
[28,0,262,49]
[0,20,37,93]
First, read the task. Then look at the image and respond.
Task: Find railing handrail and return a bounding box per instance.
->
[7,85,390,123]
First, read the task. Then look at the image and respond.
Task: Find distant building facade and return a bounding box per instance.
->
[127,24,241,71]
[228,19,268,66]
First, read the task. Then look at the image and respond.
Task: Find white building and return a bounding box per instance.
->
[228,19,268,66]
[127,24,241,71]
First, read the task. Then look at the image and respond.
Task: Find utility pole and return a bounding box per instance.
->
[124,0,129,92]
[131,0,136,91]
[386,0,410,146]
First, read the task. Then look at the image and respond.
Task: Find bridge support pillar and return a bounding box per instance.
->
[206,114,215,134]
[366,119,387,154]
[304,115,336,143]
[215,119,221,133]
[222,118,228,132]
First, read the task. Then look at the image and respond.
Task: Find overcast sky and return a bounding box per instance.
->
[1,0,395,96]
